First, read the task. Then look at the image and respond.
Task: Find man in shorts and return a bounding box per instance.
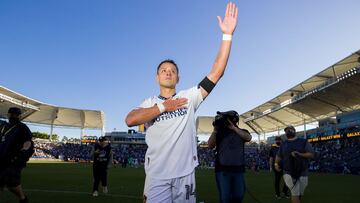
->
[275,126,314,203]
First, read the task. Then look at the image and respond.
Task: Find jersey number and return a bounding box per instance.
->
[185,184,196,200]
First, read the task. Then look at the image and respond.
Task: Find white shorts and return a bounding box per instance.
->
[283,174,308,196]
[143,170,196,203]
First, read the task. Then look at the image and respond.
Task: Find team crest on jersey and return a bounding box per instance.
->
[154,108,187,123]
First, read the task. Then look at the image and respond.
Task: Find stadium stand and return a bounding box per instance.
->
[0,85,105,139]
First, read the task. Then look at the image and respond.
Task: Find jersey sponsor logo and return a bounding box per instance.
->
[154,108,187,123]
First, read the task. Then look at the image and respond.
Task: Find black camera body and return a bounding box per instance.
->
[212,110,240,129]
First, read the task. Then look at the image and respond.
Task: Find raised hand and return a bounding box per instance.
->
[217,2,238,35]
[163,98,188,112]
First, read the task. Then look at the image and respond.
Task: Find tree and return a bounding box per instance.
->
[51,134,59,141]
[32,131,49,139]
[32,131,59,141]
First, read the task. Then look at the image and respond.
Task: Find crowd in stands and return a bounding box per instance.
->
[112,144,147,167]
[33,139,92,161]
[309,138,360,175]
[32,136,360,175]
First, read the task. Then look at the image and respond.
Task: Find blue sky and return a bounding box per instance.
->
[1,0,360,138]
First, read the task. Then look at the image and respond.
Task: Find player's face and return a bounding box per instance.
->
[156,62,179,88]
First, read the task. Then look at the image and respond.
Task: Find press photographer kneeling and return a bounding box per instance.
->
[208,111,252,203]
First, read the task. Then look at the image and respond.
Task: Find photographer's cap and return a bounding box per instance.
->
[216,110,239,117]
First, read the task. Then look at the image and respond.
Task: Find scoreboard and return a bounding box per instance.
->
[81,136,97,143]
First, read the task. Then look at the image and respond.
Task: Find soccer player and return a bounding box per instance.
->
[125,2,238,202]
[92,136,112,197]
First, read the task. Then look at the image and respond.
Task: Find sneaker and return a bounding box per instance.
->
[19,196,29,203]
[103,186,108,194]
[284,193,290,199]
[275,195,282,200]
[92,191,99,197]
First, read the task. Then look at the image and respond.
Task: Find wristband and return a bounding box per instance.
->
[157,103,166,114]
[222,34,232,41]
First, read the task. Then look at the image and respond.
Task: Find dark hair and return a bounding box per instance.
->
[98,136,107,142]
[8,107,22,115]
[157,59,179,74]
[284,126,296,138]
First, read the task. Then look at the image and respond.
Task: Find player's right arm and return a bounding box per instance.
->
[125,98,188,127]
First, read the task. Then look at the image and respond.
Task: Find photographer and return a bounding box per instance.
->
[208,110,252,203]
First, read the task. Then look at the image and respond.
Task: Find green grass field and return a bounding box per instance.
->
[1,161,359,203]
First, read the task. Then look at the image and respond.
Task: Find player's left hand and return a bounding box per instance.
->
[217,2,238,35]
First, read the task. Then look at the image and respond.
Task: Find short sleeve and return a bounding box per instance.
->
[305,141,314,154]
[188,86,203,112]
[138,98,154,109]
[22,124,33,142]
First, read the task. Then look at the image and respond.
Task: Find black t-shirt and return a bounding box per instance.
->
[215,128,246,173]
[0,121,33,166]
[269,145,280,169]
[277,138,314,176]
[93,144,111,168]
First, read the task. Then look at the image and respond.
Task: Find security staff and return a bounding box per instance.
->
[0,107,34,203]
[269,136,289,199]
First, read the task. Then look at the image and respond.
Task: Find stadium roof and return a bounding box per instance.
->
[0,86,105,129]
[197,50,360,135]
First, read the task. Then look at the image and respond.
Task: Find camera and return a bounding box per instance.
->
[212,110,240,129]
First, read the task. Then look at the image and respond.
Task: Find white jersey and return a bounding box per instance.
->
[139,86,203,179]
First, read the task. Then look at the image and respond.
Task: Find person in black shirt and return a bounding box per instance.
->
[92,136,112,197]
[208,111,252,203]
[0,107,34,203]
[275,126,314,203]
[269,136,289,199]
